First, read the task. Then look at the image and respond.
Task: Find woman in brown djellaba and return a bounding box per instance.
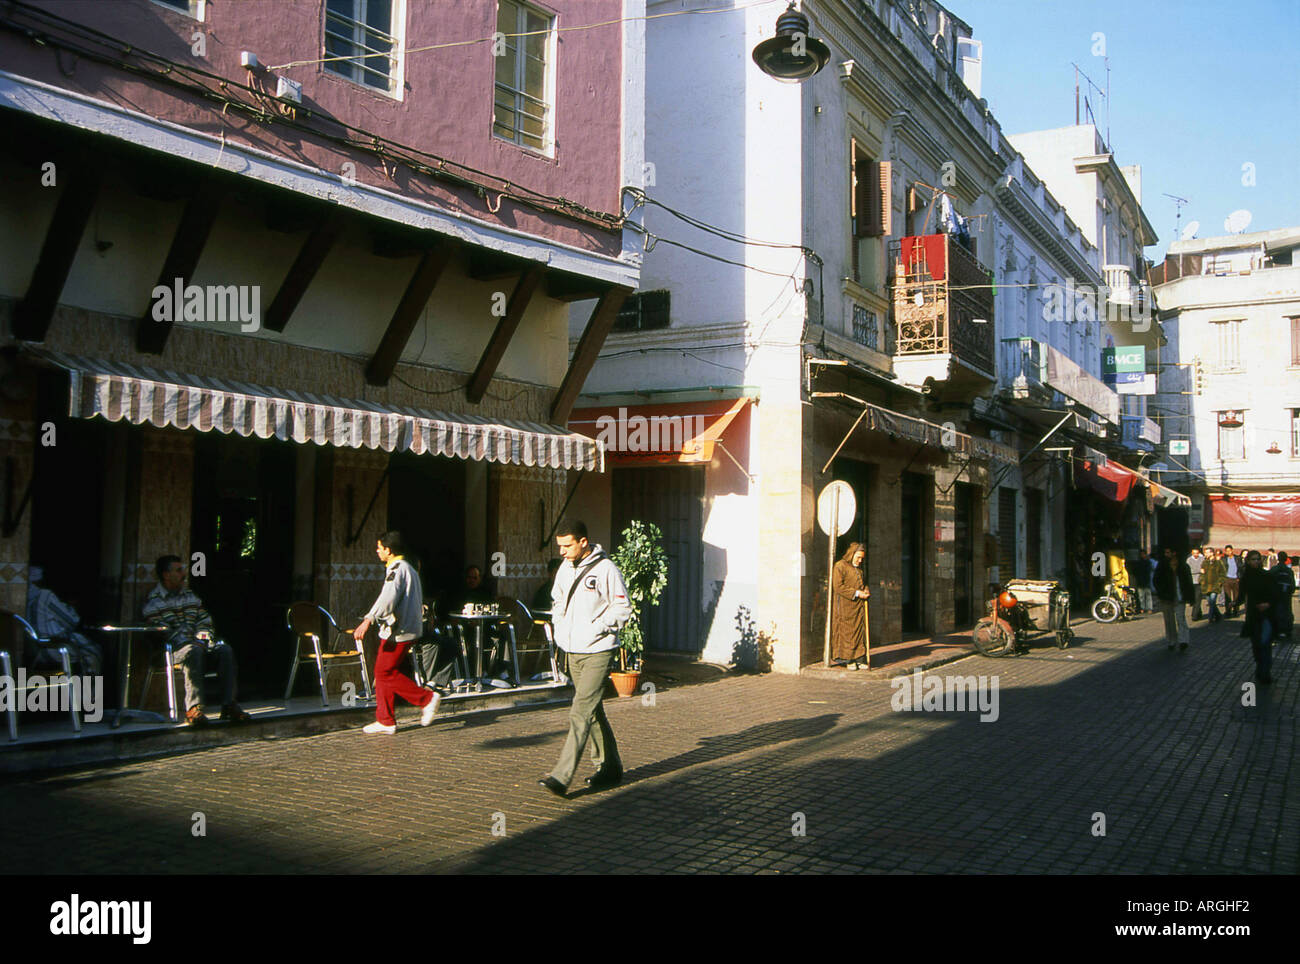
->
[831,542,871,669]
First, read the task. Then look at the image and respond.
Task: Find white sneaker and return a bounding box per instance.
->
[420,690,442,726]
[362,721,396,735]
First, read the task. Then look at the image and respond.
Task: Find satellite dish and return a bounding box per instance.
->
[1224,209,1252,234]
[1180,220,1200,241]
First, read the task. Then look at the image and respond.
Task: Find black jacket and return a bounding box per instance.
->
[1153,560,1195,603]
[1241,565,1283,627]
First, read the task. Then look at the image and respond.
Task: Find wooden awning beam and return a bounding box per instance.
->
[466,265,544,404]
[364,241,455,386]
[136,179,228,354]
[550,285,630,424]
[12,166,102,342]
[264,212,344,333]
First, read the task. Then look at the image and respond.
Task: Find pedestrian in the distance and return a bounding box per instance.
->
[1270,551,1295,642]
[1132,548,1154,614]
[830,542,870,669]
[1241,550,1282,685]
[1223,545,1240,616]
[539,520,632,798]
[1186,547,1204,619]
[1153,546,1194,651]
[355,531,440,734]
[1201,548,1225,623]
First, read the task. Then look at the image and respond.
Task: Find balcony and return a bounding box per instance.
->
[1000,336,1120,425]
[1121,413,1161,451]
[890,235,996,391]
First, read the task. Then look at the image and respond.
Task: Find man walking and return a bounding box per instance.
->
[354,531,439,734]
[1153,546,1194,652]
[539,520,632,798]
[1132,548,1154,614]
[1270,551,1296,642]
[1223,545,1240,616]
[1201,548,1226,623]
[1241,550,1282,684]
[1186,547,1204,619]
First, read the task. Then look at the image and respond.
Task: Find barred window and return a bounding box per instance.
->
[851,303,878,349]
[494,0,554,153]
[1217,412,1245,461]
[152,0,203,18]
[1291,408,1300,458]
[325,0,401,94]
[614,290,671,332]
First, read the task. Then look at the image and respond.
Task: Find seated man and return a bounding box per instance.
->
[531,558,562,613]
[141,555,250,726]
[452,564,494,613]
[26,565,103,675]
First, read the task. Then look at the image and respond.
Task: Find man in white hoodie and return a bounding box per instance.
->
[539,520,632,797]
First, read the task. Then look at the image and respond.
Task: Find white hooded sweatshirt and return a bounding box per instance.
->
[550,544,633,654]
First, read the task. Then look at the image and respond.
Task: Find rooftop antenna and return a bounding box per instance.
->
[1163,193,1188,240]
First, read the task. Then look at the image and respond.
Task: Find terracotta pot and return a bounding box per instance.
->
[609,670,641,698]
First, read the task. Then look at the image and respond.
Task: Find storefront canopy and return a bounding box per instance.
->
[812,393,1019,465]
[35,350,603,471]
[1074,457,1137,502]
[569,397,752,467]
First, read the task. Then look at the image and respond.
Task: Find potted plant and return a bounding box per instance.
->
[609,520,669,697]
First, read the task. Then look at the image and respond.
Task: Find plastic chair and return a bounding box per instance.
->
[284,603,373,707]
[0,611,82,740]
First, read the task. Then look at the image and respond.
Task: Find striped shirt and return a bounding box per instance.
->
[142,582,215,647]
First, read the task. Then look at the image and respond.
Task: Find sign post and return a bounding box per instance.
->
[817,481,857,668]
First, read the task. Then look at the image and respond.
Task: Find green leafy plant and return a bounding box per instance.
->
[610,520,669,672]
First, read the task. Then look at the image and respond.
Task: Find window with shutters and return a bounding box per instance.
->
[850,140,891,289]
[1290,408,1300,458]
[1211,319,1242,371]
[1289,317,1300,367]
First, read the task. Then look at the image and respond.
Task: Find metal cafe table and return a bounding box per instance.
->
[446,609,519,692]
[95,624,173,727]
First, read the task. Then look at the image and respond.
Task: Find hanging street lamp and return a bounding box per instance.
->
[752,3,831,83]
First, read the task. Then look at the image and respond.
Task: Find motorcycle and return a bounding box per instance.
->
[1090,581,1140,624]
[973,581,1074,657]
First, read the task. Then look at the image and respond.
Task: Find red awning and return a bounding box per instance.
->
[1210,495,1300,529]
[1073,458,1136,503]
[569,398,752,468]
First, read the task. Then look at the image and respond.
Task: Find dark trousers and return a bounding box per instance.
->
[174,640,236,711]
[1251,616,1274,680]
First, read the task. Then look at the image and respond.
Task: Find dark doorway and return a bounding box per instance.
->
[953,481,974,627]
[1026,488,1043,578]
[190,434,295,700]
[611,466,704,655]
[832,458,872,577]
[30,369,106,619]
[900,473,926,632]
[998,487,1018,582]
[387,452,465,613]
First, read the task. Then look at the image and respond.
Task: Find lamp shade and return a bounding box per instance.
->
[752,4,830,82]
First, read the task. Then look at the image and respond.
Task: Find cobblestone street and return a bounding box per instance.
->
[2,612,1296,875]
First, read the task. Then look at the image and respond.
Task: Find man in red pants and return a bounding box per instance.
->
[354,531,439,734]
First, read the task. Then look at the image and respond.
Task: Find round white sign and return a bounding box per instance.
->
[817,481,856,537]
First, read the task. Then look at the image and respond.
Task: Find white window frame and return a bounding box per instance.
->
[324,0,405,99]
[1291,408,1300,458]
[493,0,557,156]
[151,0,205,20]
[1210,319,1242,372]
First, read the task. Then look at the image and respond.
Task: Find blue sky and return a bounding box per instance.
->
[952,0,1300,259]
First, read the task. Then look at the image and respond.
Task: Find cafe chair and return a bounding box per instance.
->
[284,603,373,707]
[0,611,82,741]
[509,600,563,684]
[494,595,526,687]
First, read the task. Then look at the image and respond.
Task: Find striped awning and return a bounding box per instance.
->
[34,351,603,471]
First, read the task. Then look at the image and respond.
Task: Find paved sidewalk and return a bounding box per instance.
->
[1,611,1295,874]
